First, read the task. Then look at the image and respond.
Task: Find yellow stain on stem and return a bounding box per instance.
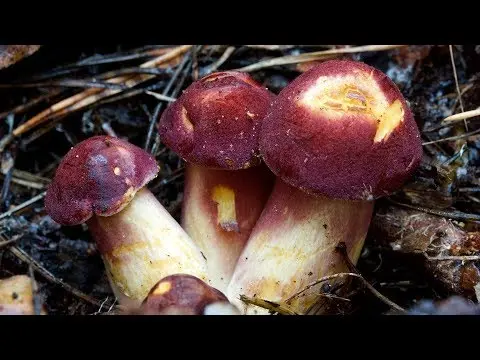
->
[211,185,239,232]
[153,281,172,295]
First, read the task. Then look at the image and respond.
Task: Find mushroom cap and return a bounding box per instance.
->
[44,135,159,226]
[137,274,230,315]
[260,60,423,200]
[158,71,276,170]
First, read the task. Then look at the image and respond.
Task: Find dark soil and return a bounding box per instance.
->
[0,44,479,315]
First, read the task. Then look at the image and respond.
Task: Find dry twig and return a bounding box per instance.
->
[449,45,468,131]
[239,294,299,315]
[235,45,407,72]
[388,198,480,222]
[421,127,480,145]
[336,243,406,313]
[442,107,480,124]
[0,192,46,221]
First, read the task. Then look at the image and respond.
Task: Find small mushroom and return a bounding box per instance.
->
[125,274,241,315]
[44,135,208,307]
[158,71,275,292]
[227,60,423,314]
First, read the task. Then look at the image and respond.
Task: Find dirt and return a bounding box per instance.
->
[0,44,479,315]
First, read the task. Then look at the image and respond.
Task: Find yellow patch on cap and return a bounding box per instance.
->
[153,281,172,296]
[299,72,405,143]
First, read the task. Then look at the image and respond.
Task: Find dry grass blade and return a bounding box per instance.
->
[425,255,480,261]
[442,107,480,123]
[28,265,43,315]
[0,45,192,153]
[0,80,128,90]
[0,89,64,120]
[449,45,468,131]
[244,45,297,51]
[145,91,177,102]
[388,198,480,222]
[144,51,192,151]
[236,45,408,72]
[202,46,236,75]
[422,127,480,145]
[239,294,299,315]
[316,293,351,302]
[0,175,46,190]
[285,272,360,304]
[0,233,24,249]
[73,46,176,67]
[336,243,406,313]
[12,169,51,184]
[0,191,45,221]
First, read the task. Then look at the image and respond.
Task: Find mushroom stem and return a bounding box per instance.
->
[182,163,274,292]
[86,187,208,307]
[226,179,374,315]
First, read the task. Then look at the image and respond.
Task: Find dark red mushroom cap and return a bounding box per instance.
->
[44,135,159,226]
[260,60,423,200]
[158,71,276,170]
[137,274,230,315]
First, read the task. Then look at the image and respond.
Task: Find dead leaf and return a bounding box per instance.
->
[0,45,41,70]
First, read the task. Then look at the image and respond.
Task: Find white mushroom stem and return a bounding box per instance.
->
[181,164,274,293]
[87,187,209,307]
[226,179,374,315]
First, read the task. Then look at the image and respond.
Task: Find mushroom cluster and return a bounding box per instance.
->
[43,59,423,315]
[158,71,276,292]
[227,60,423,314]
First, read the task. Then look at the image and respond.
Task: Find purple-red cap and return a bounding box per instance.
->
[136,274,229,315]
[260,60,423,200]
[158,71,276,170]
[44,135,159,226]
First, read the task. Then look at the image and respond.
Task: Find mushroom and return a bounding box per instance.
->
[226,60,423,314]
[158,71,275,292]
[44,135,208,307]
[125,273,241,315]
[0,275,45,315]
